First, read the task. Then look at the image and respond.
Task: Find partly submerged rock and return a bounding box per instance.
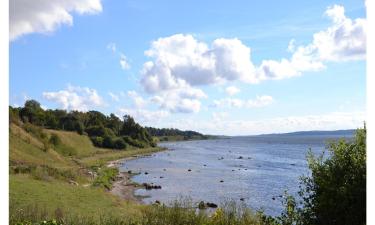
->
[143,183,162,190]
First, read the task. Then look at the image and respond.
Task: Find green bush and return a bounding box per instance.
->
[102,135,115,149]
[123,136,146,148]
[23,123,45,139]
[91,136,104,147]
[49,134,61,146]
[114,138,127,149]
[268,127,366,225]
[92,167,119,190]
[54,144,77,156]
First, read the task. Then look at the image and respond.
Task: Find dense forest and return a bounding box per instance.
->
[9,100,157,149]
[145,127,207,140]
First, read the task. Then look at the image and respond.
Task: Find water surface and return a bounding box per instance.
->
[120,133,353,215]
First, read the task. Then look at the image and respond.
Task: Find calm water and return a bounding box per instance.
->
[120,133,353,216]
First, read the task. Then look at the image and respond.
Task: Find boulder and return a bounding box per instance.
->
[198,201,206,209]
[206,202,218,208]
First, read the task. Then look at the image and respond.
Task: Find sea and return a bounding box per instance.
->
[120,131,355,216]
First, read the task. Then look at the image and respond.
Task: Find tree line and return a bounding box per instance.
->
[145,127,206,140]
[9,100,156,149]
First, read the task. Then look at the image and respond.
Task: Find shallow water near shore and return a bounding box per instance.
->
[120,133,353,216]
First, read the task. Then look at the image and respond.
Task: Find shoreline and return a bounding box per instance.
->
[107,149,167,203]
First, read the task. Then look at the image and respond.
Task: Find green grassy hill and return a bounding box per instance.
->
[9,122,162,223]
[9,122,265,225]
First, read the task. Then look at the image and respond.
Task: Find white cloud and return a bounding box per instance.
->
[141,34,257,94]
[287,39,296,53]
[247,95,274,107]
[212,112,229,122]
[257,5,366,80]
[150,87,207,113]
[119,53,131,70]
[118,108,169,124]
[140,5,365,89]
[42,85,104,111]
[213,95,274,109]
[225,86,240,96]
[107,43,117,53]
[107,43,131,70]
[127,91,147,108]
[10,0,103,41]
[108,92,119,102]
[315,5,366,61]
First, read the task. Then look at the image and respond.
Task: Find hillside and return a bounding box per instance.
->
[9,121,163,222]
[9,121,267,225]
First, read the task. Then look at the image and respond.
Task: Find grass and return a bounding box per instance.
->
[9,125,73,169]
[45,129,105,158]
[9,123,267,225]
[92,167,119,190]
[9,174,143,221]
[79,146,164,167]
[10,191,266,225]
[9,123,165,224]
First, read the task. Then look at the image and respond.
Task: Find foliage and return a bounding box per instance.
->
[92,167,119,190]
[266,127,366,225]
[49,134,61,146]
[299,127,366,225]
[10,100,156,150]
[146,126,207,141]
[10,200,266,225]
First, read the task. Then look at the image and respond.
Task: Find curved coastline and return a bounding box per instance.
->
[108,149,168,203]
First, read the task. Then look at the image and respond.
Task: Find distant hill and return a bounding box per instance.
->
[257,129,356,137]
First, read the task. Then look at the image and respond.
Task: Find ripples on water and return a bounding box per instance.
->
[120,133,353,216]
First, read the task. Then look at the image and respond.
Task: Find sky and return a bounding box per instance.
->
[9,0,367,135]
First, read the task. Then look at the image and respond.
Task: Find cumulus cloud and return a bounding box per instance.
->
[257,5,366,79]
[213,95,274,109]
[42,85,104,111]
[141,34,257,93]
[10,0,103,41]
[150,87,207,113]
[225,86,240,96]
[140,5,365,92]
[127,91,147,108]
[315,5,366,61]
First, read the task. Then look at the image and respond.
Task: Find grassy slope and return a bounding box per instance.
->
[9,123,161,219]
[9,174,143,219]
[9,123,265,225]
[9,124,73,168]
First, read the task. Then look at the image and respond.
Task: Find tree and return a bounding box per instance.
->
[84,111,107,128]
[273,127,366,225]
[9,106,21,124]
[107,113,122,136]
[10,99,157,150]
[19,100,45,126]
[60,114,84,134]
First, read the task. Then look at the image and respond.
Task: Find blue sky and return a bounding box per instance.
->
[9,0,366,135]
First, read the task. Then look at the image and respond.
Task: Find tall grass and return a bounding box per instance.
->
[10,199,268,225]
